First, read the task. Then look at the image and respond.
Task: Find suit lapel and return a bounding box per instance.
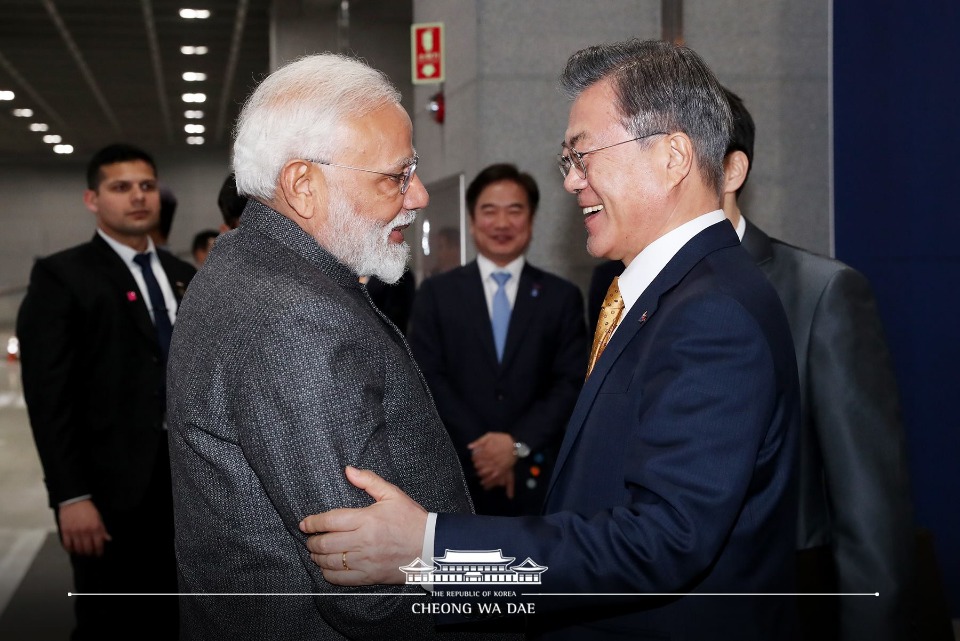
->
[462,262,499,369]
[500,263,540,369]
[157,249,190,308]
[90,234,158,348]
[544,222,741,503]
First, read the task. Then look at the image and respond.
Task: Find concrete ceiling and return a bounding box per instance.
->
[0,0,272,161]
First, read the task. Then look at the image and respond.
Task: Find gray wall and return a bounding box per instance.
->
[684,0,831,255]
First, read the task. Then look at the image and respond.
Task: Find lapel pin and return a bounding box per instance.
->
[639,311,648,324]
[531,283,541,298]
[126,291,138,302]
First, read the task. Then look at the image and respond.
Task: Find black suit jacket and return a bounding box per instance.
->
[366,269,417,335]
[17,233,196,510]
[409,260,587,515]
[741,219,914,641]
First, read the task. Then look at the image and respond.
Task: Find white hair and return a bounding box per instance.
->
[233,53,401,201]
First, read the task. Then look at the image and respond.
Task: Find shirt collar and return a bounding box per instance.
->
[97,228,156,264]
[734,213,746,241]
[618,210,725,313]
[477,253,525,282]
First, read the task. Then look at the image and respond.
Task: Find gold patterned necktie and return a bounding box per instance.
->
[586,276,625,379]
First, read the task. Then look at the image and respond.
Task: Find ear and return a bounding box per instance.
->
[277,159,324,222]
[82,189,99,214]
[663,132,694,190]
[723,150,749,197]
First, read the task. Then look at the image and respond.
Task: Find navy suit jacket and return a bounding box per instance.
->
[410,261,587,515]
[436,222,801,640]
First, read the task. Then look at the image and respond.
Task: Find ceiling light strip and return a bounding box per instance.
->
[215,0,249,144]
[140,0,174,142]
[0,49,70,132]
[42,0,122,135]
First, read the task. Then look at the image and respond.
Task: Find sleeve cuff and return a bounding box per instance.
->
[420,512,437,593]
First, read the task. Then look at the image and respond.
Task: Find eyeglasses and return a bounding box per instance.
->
[308,154,419,195]
[557,132,666,179]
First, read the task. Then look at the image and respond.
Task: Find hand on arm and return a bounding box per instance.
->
[299,466,427,586]
[58,499,111,556]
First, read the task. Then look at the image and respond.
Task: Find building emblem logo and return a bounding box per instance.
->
[400,549,547,584]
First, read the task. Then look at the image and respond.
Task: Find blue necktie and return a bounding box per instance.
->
[133,252,174,361]
[491,271,511,362]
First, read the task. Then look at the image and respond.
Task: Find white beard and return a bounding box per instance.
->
[322,184,415,284]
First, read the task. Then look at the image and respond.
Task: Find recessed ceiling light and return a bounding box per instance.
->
[0,90,15,100]
[180,45,209,55]
[184,110,204,119]
[185,124,205,133]
[53,144,74,154]
[43,134,62,144]
[12,108,34,117]
[182,72,207,82]
[186,136,205,145]
[179,8,211,19]
[182,93,207,103]
[29,123,49,132]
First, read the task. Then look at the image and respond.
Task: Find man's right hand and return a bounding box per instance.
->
[58,499,111,556]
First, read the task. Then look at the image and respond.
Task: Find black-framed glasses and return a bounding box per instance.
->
[308,154,419,195]
[557,133,666,179]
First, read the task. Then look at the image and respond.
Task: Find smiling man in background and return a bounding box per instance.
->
[409,163,587,517]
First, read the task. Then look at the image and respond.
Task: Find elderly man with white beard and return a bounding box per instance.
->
[165,54,509,641]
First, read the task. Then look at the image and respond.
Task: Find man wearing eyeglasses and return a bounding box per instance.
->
[165,54,512,641]
[301,39,800,640]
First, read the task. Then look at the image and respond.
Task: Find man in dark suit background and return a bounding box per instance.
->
[409,163,587,516]
[302,39,800,640]
[17,143,195,640]
[721,88,914,641]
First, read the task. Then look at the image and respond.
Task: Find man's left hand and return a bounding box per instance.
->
[469,431,516,489]
[299,466,426,585]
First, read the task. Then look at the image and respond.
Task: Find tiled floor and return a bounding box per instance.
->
[0,326,75,638]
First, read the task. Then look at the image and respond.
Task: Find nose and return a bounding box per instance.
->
[563,168,587,194]
[403,174,429,211]
[130,184,150,203]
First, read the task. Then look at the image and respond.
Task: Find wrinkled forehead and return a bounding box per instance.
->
[338,103,415,164]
